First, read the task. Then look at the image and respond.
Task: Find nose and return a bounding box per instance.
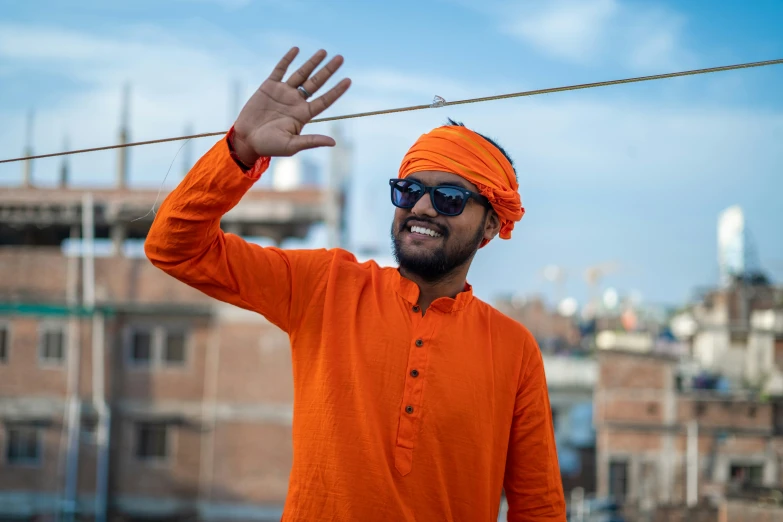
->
[410,190,438,218]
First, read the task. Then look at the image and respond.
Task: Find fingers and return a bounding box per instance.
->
[268,47,300,82]
[289,134,336,153]
[299,55,345,98]
[308,78,352,118]
[285,49,327,88]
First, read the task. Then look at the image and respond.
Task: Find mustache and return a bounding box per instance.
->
[400,217,447,237]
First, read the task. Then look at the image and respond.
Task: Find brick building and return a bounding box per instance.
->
[594,348,783,519]
[0,146,343,521]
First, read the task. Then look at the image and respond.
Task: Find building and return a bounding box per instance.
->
[494,297,598,497]
[682,276,783,393]
[494,295,583,353]
[593,348,783,520]
[541,356,598,498]
[0,131,345,521]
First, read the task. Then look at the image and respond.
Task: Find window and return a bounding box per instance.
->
[775,338,783,370]
[730,463,763,486]
[136,422,168,461]
[127,326,189,367]
[130,329,153,364]
[609,460,629,504]
[0,324,8,363]
[163,331,186,364]
[774,402,783,436]
[81,418,98,444]
[5,425,41,465]
[40,325,65,364]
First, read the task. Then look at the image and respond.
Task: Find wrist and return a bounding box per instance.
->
[232,128,261,167]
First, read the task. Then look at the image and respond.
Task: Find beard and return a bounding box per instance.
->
[391,216,486,283]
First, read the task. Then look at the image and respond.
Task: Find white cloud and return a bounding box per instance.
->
[499,0,693,71]
[504,0,617,64]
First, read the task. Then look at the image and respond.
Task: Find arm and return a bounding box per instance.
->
[144,130,326,332]
[503,338,566,522]
[144,46,351,333]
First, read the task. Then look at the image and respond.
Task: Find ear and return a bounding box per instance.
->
[483,209,501,242]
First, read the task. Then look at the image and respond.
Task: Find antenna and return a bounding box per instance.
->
[116,83,131,188]
[59,134,70,188]
[22,109,34,187]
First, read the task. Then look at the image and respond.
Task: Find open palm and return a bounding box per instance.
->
[233,47,351,163]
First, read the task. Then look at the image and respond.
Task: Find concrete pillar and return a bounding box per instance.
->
[660,364,677,504]
[764,440,779,486]
[111,224,126,256]
[713,454,729,483]
[596,429,609,497]
[628,455,641,504]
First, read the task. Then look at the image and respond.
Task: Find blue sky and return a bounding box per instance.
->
[1,0,782,309]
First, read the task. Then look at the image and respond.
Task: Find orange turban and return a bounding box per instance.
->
[398,125,525,246]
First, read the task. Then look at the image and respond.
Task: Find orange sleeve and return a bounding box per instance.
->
[503,337,567,521]
[144,133,332,333]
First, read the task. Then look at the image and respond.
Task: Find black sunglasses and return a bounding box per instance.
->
[389,178,490,217]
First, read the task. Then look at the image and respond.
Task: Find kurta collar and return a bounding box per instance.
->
[392,269,474,313]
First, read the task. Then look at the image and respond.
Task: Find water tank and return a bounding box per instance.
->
[271,156,320,191]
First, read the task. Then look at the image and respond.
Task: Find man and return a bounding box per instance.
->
[145,47,565,521]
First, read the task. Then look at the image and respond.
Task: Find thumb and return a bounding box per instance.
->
[288,134,336,153]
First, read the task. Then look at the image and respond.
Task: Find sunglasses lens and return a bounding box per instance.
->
[433,187,467,215]
[391,180,423,208]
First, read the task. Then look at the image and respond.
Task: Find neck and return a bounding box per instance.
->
[400,264,471,314]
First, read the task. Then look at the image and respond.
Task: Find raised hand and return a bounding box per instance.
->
[233,47,351,165]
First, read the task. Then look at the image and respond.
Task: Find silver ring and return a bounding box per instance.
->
[297,85,312,99]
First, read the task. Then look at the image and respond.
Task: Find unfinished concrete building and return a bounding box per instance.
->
[0,116,351,521]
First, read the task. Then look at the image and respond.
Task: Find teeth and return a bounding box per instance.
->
[410,225,442,238]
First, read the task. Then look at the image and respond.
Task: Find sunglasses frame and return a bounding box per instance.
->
[389,178,491,217]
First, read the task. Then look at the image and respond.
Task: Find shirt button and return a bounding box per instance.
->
[405,405,414,414]
[410,369,419,378]
[415,339,423,347]
[412,305,420,313]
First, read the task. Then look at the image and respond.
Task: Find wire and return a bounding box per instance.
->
[129,138,191,222]
[1,57,781,165]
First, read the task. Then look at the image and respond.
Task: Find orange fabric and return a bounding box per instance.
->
[398,125,525,246]
[145,135,565,522]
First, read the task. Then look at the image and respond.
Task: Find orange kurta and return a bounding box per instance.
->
[144,134,566,521]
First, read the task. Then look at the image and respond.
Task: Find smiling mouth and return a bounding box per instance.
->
[407,224,443,239]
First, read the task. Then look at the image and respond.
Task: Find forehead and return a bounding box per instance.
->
[406,170,479,193]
